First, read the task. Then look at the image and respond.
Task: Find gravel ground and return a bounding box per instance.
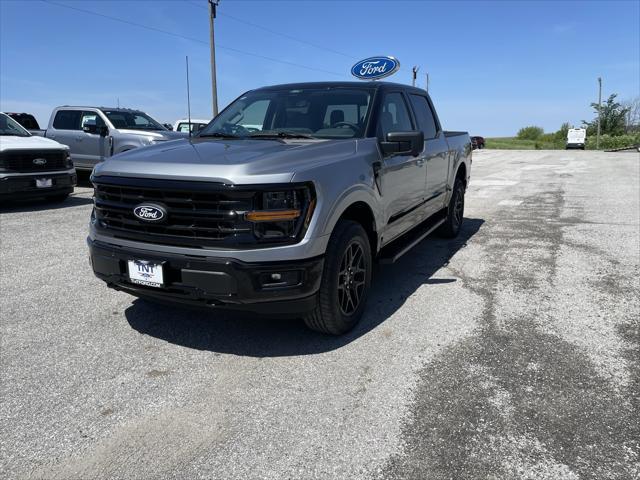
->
[1,150,638,480]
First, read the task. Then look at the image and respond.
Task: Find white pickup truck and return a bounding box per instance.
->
[0,113,76,202]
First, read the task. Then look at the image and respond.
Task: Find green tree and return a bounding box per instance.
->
[517,126,544,140]
[582,93,629,136]
[554,122,571,141]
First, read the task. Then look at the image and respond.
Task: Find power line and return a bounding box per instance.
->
[187,1,414,79]
[187,0,355,60]
[42,0,347,78]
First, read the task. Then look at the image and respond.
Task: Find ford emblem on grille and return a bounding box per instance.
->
[351,56,400,80]
[133,204,167,222]
[32,158,47,166]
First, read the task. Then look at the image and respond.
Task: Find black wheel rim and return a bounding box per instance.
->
[337,241,366,316]
[453,190,464,227]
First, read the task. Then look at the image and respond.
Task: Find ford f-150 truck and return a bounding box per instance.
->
[88,81,471,334]
[0,112,76,202]
[35,107,187,171]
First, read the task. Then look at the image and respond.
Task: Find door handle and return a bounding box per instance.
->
[416,158,425,167]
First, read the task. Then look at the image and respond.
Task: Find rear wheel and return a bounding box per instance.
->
[304,220,372,335]
[438,178,465,238]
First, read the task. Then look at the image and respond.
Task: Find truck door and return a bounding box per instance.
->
[377,92,427,243]
[408,94,449,216]
[78,111,109,168]
[48,110,85,167]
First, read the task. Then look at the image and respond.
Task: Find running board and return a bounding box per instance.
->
[378,211,447,264]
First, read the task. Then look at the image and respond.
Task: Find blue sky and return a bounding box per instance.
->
[1,0,638,136]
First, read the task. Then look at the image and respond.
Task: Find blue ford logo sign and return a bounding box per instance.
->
[351,56,400,80]
[133,204,167,222]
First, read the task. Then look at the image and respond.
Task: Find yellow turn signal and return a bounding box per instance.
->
[245,209,301,222]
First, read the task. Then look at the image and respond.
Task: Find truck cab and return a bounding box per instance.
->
[88,81,471,334]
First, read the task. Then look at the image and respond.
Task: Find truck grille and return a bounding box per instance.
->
[1,149,68,172]
[93,177,258,248]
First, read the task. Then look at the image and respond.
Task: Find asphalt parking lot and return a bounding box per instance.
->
[1,149,638,480]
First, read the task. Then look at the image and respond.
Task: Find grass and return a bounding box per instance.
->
[486,134,640,151]
[485,137,540,150]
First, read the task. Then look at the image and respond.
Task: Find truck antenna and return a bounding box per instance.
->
[186,55,192,138]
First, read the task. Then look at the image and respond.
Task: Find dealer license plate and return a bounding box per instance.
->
[127,260,164,288]
[36,178,52,188]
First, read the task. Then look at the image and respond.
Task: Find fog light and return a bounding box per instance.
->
[258,271,301,288]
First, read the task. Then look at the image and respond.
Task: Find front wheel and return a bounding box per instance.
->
[438,178,465,238]
[304,220,372,335]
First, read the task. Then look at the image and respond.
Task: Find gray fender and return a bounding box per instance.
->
[318,183,383,248]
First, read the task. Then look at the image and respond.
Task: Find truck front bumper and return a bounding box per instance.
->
[88,238,323,316]
[0,170,77,199]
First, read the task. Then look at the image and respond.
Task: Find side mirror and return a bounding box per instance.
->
[83,119,98,134]
[83,119,108,137]
[380,131,424,157]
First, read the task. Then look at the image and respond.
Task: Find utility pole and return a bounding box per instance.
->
[209,0,220,117]
[412,66,419,87]
[596,77,602,149]
[425,72,429,93]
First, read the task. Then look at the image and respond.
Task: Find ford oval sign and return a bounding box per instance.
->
[133,204,167,222]
[351,56,400,80]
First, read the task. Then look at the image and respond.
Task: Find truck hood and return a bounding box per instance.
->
[0,134,68,152]
[93,137,357,184]
[117,129,188,141]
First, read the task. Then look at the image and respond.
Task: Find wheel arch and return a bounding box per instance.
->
[335,201,378,255]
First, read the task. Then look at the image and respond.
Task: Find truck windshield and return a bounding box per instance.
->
[198,88,373,140]
[103,110,166,131]
[0,113,31,137]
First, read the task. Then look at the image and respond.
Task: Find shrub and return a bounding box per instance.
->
[585,133,640,150]
[517,126,544,140]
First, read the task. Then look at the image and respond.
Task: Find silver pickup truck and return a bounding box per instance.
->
[37,107,186,171]
[88,81,471,334]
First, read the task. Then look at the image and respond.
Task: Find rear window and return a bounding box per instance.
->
[9,114,40,130]
[53,110,82,130]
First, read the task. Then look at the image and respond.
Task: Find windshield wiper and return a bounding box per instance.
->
[250,131,315,139]
[198,132,242,139]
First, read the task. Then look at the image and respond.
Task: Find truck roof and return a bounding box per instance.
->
[55,106,143,112]
[255,81,428,95]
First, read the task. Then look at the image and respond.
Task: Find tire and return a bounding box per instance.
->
[304,220,372,335]
[438,178,465,238]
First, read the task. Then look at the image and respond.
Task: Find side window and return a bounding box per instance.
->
[80,112,105,129]
[52,110,82,130]
[409,95,438,139]
[377,92,413,138]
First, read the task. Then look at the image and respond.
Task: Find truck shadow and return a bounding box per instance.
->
[125,218,485,356]
[0,194,93,213]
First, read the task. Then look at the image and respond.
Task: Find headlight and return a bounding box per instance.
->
[64,151,73,168]
[245,185,316,241]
